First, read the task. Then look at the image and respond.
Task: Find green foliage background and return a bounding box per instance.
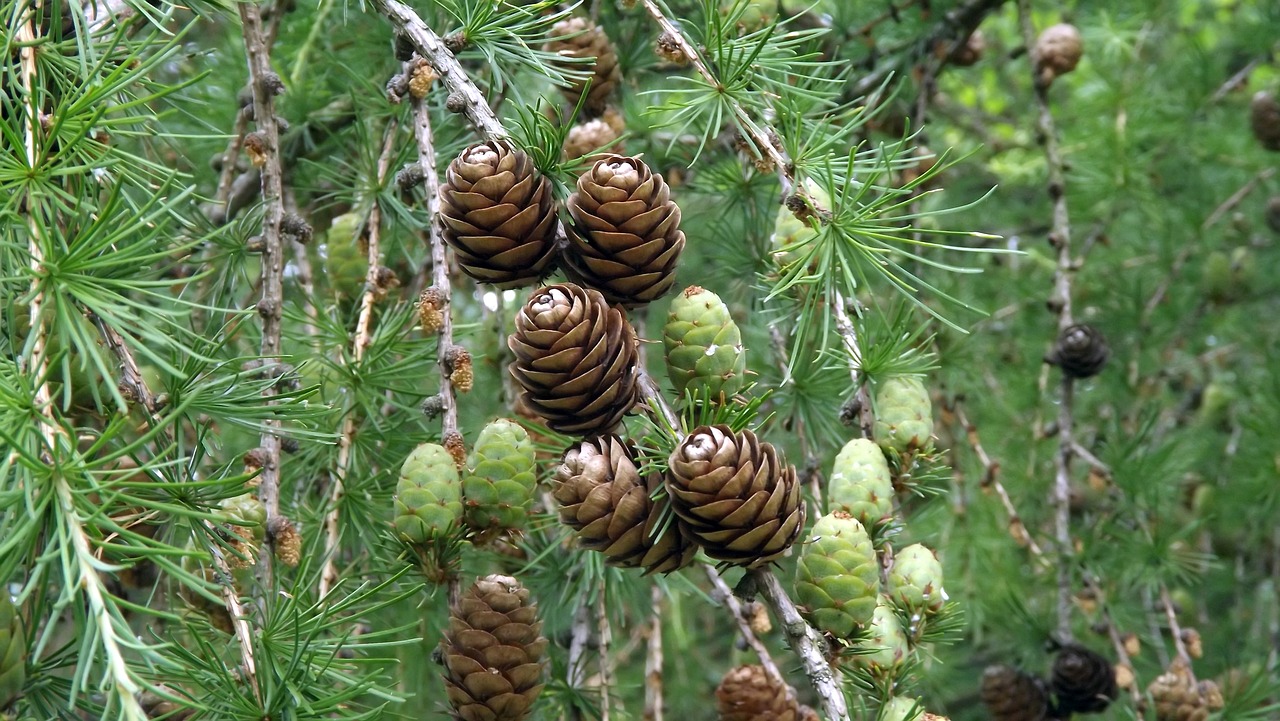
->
[1,0,1278,719]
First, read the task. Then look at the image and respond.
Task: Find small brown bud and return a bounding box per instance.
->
[280,437,300,454]
[259,71,286,96]
[396,163,425,192]
[385,73,409,104]
[447,346,473,393]
[1180,627,1202,659]
[445,93,467,113]
[417,286,446,335]
[420,393,446,418]
[655,31,688,65]
[245,235,266,253]
[745,601,772,635]
[1122,632,1141,657]
[280,212,313,244]
[408,60,438,100]
[1114,663,1135,690]
[269,516,301,567]
[243,131,268,167]
[443,32,467,52]
[443,431,466,469]
[244,447,270,471]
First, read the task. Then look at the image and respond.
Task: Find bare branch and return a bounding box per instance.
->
[643,585,664,721]
[703,565,785,688]
[833,291,874,439]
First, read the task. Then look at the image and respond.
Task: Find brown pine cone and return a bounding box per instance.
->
[441,575,548,721]
[937,29,985,67]
[1051,643,1117,713]
[667,425,805,568]
[563,155,686,308]
[715,665,808,721]
[1148,658,1219,721]
[1251,91,1280,152]
[563,109,625,161]
[553,436,697,574]
[980,665,1053,721]
[439,142,558,289]
[1034,23,1083,86]
[1046,323,1110,379]
[546,17,621,116]
[508,283,639,435]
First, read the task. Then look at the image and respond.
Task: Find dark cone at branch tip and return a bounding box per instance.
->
[507,283,639,435]
[1046,323,1110,379]
[980,665,1054,721]
[439,142,559,289]
[1051,643,1117,714]
[563,154,685,308]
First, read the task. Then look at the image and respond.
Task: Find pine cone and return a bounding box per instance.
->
[847,596,909,675]
[553,436,697,574]
[394,442,463,544]
[1051,643,1117,713]
[563,109,625,161]
[666,425,805,567]
[663,286,746,401]
[563,155,685,308]
[828,438,894,527]
[1046,324,1110,379]
[980,665,1052,721]
[441,575,547,721]
[939,29,985,67]
[1251,91,1280,151]
[794,512,879,638]
[463,419,537,533]
[887,543,946,614]
[546,17,620,116]
[0,591,26,709]
[440,142,558,289]
[508,283,640,435]
[873,376,935,454]
[1148,658,1219,721]
[1034,23,1083,86]
[715,665,808,721]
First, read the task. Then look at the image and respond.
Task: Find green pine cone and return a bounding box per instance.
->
[771,181,829,268]
[873,376,934,454]
[794,512,879,639]
[880,697,922,721]
[219,493,266,541]
[828,438,894,526]
[662,286,746,402]
[324,212,368,299]
[887,543,945,613]
[463,419,537,531]
[393,442,463,544]
[850,596,910,674]
[0,592,25,709]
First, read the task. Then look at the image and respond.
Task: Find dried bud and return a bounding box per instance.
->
[280,437,300,454]
[408,60,438,100]
[1034,23,1083,86]
[443,31,466,52]
[244,448,269,471]
[396,163,425,193]
[1114,663,1135,690]
[243,131,268,167]
[394,32,416,61]
[448,346,474,393]
[1181,627,1202,658]
[445,93,467,113]
[421,393,446,419]
[259,71,286,96]
[443,431,466,469]
[280,211,313,244]
[385,73,410,104]
[237,85,255,108]
[269,516,301,567]
[374,266,399,291]
[1122,632,1141,657]
[655,31,688,65]
[418,286,447,335]
[746,601,772,635]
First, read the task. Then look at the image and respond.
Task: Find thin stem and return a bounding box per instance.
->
[1017,0,1077,643]
[1160,583,1196,681]
[703,565,785,688]
[1083,573,1144,705]
[643,585,664,721]
[833,291,874,439]
[636,366,681,432]
[596,584,614,721]
[208,542,263,706]
[239,0,288,595]
[749,569,851,721]
[320,123,399,598]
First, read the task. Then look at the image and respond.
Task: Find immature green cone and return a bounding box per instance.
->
[1051,643,1117,714]
[553,436,697,574]
[441,575,547,721]
[393,442,463,544]
[563,155,685,308]
[440,142,558,289]
[662,286,746,401]
[980,666,1052,721]
[0,592,26,709]
[546,17,621,115]
[880,697,923,721]
[849,596,909,674]
[828,438,894,527]
[873,376,934,454]
[770,182,828,268]
[887,543,946,614]
[667,425,805,568]
[715,664,812,721]
[463,420,537,532]
[219,493,266,541]
[794,512,878,638]
[323,212,367,299]
[508,283,640,435]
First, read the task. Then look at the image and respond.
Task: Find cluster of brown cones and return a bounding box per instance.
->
[1146,658,1224,721]
[440,144,685,306]
[716,665,818,721]
[981,644,1117,721]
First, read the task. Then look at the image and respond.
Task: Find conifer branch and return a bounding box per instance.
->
[410,71,460,440]
[636,0,792,185]
[1083,573,1143,705]
[1160,584,1196,681]
[749,569,851,721]
[636,367,681,432]
[1017,0,1078,643]
[833,291,874,439]
[703,565,786,688]
[320,123,399,598]
[208,542,263,705]
[596,585,615,721]
[239,0,288,594]
[368,0,506,140]
[643,585,664,721]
